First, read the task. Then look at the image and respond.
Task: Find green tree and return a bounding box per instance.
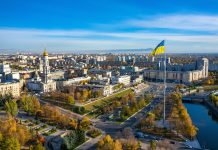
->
[145,112,155,128]
[21,95,40,115]
[5,100,18,117]
[0,136,20,150]
[79,117,90,130]
[68,96,75,105]
[150,140,157,150]
[21,95,34,114]
[0,132,3,142]
[62,129,85,149]
[31,143,45,150]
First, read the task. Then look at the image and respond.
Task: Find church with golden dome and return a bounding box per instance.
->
[27,49,56,93]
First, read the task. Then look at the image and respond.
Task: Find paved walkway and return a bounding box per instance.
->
[75,131,106,150]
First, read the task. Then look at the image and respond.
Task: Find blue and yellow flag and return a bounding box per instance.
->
[149,40,165,56]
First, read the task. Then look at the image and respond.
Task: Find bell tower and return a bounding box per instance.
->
[42,49,50,83]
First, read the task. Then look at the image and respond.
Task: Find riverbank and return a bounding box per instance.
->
[204,100,218,118]
[184,103,218,150]
[184,138,201,149]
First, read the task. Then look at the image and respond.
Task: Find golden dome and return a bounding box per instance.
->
[42,49,48,56]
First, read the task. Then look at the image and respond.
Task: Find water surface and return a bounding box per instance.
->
[184,103,218,150]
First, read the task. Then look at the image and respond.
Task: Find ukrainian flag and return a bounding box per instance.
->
[149,40,165,56]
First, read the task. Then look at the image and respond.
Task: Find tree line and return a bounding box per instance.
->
[168,92,197,139]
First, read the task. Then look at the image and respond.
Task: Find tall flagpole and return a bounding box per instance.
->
[163,41,166,125]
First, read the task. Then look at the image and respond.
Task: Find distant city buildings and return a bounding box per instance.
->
[0,50,214,98]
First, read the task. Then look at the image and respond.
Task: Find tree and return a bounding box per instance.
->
[5,100,18,117]
[150,140,156,150]
[68,96,75,105]
[62,129,85,149]
[122,127,134,139]
[82,90,89,101]
[21,95,34,115]
[118,128,139,150]
[32,97,41,115]
[128,92,135,103]
[144,93,152,102]
[30,143,45,150]
[120,138,138,150]
[69,119,78,129]
[145,112,155,128]
[79,117,90,130]
[76,92,82,101]
[121,96,129,105]
[0,117,32,148]
[138,98,146,108]
[168,92,198,139]
[114,140,123,150]
[114,101,121,107]
[21,95,40,116]
[16,124,31,145]
[97,135,115,150]
[0,137,20,150]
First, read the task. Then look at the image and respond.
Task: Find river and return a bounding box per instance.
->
[184,103,218,150]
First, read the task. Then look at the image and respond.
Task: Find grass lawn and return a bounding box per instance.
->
[203,85,218,91]
[84,88,132,112]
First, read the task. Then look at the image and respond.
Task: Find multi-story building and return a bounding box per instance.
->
[88,69,112,78]
[0,62,11,82]
[55,76,91,90]
[0,82,20,97]
[144,58,209,84]
[111,75,131,86]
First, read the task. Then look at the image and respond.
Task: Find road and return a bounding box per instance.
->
[75,84,161,150]
[40,82,182,149]
[75,131,106,150]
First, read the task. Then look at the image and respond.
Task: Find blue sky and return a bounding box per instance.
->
[1,0,218,53]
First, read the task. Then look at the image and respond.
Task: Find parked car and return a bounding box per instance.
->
[135,132,144,138]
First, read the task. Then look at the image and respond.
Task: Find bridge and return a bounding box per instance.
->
[182,95,208,103]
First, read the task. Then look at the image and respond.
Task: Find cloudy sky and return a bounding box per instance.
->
[1,0,218,53]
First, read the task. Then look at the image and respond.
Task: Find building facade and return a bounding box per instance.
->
[144,58,209,84]
[0,82,20,97]
[111,75,131,86]
[27,49,56,93]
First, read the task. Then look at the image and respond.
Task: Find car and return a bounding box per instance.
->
[135,132,144,138]
[170,141,175,144]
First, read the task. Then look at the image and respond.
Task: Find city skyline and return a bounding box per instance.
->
[1,0,218,53]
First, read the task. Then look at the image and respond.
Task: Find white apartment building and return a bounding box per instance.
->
[112,75,131,86]
[0,82,20,97]
[55,76,91,90]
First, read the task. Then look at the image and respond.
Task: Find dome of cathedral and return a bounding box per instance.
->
[43,49,48,56]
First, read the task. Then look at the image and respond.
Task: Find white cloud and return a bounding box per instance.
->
[126,14,218,32]
[1,14,218,53]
